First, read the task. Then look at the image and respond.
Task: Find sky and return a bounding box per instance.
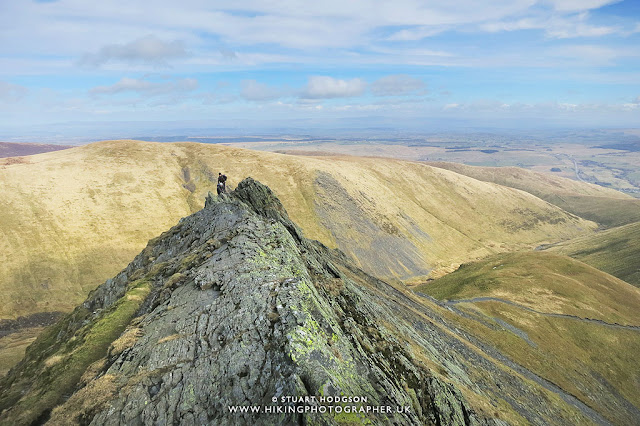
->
[0,0,639,140]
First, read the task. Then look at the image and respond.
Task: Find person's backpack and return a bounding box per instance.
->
[221,174,227,183]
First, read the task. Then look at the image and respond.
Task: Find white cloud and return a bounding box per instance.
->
[239,75,428,102]
[81,35,188,67]
[545,14,618,38]
[371,47,454,58]
[219,48,237,60]
[387,26,448,41]
[302,76,367,99]
[0,81,28,101]
[355,47,458,67]
[89,77,198,96]
[1,0,631,75]
[481,18,539,32]
[548,44,638,66]
[240,80,282,101]
[371,74,426,96]
[240,76,368,101]
[1,0,638,130]
[545,0,620,12]
[481,12,618,39]
[198,92,237,105]
[0,0,561,57]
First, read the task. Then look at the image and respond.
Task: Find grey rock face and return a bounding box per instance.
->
[0,178,601,425]
[314,171,432,279]
[84,178,464,425]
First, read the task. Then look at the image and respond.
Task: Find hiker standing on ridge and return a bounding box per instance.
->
[217,172,227,195]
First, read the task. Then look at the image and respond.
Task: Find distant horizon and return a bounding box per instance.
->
[1,124,639,146]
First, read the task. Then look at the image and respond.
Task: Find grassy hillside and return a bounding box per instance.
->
[0,181,601,426]
[0,140,596,321]
[427,162,640,228]
[0,328,43,377]
[548,221,640,287]
[416,251,640,425]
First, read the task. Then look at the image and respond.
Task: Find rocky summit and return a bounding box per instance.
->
[0,179,607,425]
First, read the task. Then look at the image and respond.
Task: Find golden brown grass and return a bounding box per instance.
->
[47,373,119,425]
[427,161,640,227]
[549,221,640,286]
[109,326,143,357]
[451,301,640,425]
[0,140,597,322]
[417,251,640,325]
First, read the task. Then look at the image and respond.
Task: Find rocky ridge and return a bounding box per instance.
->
[0,178,601,425]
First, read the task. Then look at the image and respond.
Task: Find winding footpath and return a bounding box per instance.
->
[445,296,640,332]
[409,291,613,425]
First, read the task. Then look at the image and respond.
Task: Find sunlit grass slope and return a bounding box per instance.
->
[428,162,640,228]
[418,251,639,324]
[0,140,595,320]
[548,221,640,287]
[416,251,640,425]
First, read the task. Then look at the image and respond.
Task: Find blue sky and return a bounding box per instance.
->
[0,0,639,138]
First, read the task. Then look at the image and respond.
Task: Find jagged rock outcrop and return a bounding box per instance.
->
[0,179,601,425]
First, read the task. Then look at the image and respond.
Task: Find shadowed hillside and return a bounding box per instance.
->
[416,251,640,425]
[0,142,73,159]
[427,162,640,228]
[0,140,596,322]
[547,221,640,286]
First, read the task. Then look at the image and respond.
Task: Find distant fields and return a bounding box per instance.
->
[424,162,640,228]
[221,131,640,198]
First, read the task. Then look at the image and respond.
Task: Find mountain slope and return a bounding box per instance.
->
[0,142,72,158]
[427,162,640,228]
[546,221,640,286]
[0,179,603,425]
[0,140,596,320]
[416,251,640,425]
